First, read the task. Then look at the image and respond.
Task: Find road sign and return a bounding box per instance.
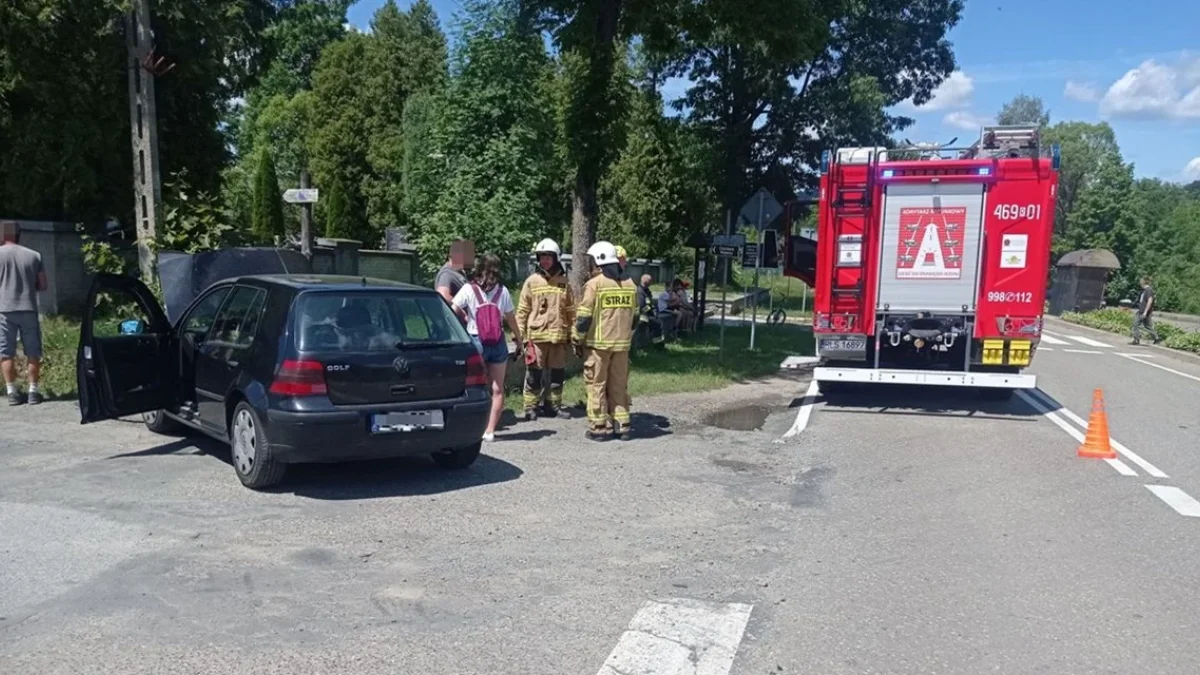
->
[739,188,783,231]
[711,245,741,258]
[741,243,759,267]
[283,188,319,204]
[712,233,746,248]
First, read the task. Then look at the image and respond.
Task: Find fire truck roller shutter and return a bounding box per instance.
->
[876,182,986,313]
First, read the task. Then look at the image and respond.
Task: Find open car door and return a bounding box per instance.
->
[77,274,179,424]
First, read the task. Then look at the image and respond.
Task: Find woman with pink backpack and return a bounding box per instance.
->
[451,254,522,441]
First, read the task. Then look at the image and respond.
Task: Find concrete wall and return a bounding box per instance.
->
[359,249,419,285]
[9,220,90,316]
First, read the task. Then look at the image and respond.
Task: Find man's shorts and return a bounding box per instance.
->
[0,311,42,359]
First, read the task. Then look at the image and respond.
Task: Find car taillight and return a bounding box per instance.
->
[270,359,328,396]
[465,352,487,387]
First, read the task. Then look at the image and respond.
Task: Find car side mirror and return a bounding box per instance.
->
[119,318,146,335]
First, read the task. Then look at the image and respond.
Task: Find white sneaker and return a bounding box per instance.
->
[482,432,495,442]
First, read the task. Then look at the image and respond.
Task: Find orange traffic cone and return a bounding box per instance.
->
[1078,389,1117,459]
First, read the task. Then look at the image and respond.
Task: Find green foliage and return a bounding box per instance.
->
[251,148,286,242]
[1062,309,1200,354]
[996,94,1050,127]
[158,171,237,253]
[410,0,561,270]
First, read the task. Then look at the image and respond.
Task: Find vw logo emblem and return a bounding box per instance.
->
[392,357,410,375]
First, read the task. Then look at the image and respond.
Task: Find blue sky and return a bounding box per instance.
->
[348,0,1200,182]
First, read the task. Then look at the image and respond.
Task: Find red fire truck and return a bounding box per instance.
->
[783,125,1060,397]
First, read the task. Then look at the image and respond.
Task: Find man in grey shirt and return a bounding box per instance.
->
[435,238,475,306]
[0,221,49,405]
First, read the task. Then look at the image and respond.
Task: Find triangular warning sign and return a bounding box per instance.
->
[915,220,945,270]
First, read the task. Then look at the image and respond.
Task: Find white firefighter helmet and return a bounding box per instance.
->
[587,241,620,266]
[533,238,561,256]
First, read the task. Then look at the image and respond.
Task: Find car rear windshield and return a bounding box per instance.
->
[295,290,470,352]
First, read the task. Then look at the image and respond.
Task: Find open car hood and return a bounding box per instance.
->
[157,248,311,323]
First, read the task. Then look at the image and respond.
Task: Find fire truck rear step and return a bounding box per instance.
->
[814,366,1035,389]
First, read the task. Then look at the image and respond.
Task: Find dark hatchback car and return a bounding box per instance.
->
[77,273,491,489]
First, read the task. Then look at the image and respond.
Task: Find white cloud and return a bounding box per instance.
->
[1099,54,1200,120]
[943,111,993,131]
[1185,157,1200,181]
[1064,80,1100,103]
[901,71,975,111]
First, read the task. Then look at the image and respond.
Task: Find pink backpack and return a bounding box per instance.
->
[472,283,504,346]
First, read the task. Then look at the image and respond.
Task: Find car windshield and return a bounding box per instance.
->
[295,290,470,352]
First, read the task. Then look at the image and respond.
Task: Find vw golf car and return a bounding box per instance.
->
[77,273,491,489]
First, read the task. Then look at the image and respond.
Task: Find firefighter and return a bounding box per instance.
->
[572,241,638,441]
[516,238,575,420]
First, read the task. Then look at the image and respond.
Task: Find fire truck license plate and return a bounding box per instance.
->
[821,338,866,352]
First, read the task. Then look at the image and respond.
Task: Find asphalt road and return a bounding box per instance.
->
[4,326,1200,674]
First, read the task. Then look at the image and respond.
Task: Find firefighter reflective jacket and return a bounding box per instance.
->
[517,265,574,344]
[573,268,637,351]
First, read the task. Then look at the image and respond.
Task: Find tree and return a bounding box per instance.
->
[411,0,561,268]
[0,0,275,224]
[1041,121,1122,235]
[251,148,286,243]
[598,54,710,259]
[361,0,448,235]
[660,0,964,226]
[308,32,374,243]
[528,0,669,292]
[996,94,1050,127]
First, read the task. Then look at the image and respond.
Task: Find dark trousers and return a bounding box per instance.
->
[1132,312,1159,343]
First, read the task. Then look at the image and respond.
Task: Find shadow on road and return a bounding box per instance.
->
[284,454,523,500]
[108,435,523,500]
[815,384,1055,421]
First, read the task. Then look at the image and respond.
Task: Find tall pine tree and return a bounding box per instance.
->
[251,147,286,243]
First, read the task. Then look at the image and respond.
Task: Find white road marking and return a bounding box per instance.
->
[1039,347,1054,351]
[1119,353,1200,384]
[1063,349,1103,354]
[778,379,820,442]
[1014,390,1136,477]
[1025,389,1168,479]
[1063,334,1112,348]
[1116,352,1155,358]
[596,598,753,675]
[1145,486,1200,518]
[1039,334,1070,345]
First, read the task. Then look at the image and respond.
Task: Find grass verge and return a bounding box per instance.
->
[11,315,80,400]
[505,323,813,412]
[1061,307,1200,353]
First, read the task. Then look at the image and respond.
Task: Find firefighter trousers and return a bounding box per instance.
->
[523,342,568,412]
[583,347,630,433]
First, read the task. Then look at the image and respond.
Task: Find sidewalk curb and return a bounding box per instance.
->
[1044,316,1200,367]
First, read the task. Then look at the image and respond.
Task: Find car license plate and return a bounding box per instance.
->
[821,338,866,352]
[371,410,445,433]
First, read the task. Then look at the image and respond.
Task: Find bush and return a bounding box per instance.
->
[1062,307,1200,354]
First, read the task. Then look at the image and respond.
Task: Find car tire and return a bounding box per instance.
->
[142,409,184,435]
[432,441,482,470]
[230,401,286,490]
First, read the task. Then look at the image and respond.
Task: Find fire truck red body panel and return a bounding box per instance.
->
[786,133,1059,391]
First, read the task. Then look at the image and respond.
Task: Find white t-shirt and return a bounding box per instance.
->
[452,282,514,336]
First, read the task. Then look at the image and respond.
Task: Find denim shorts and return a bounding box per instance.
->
[0,311,41,359]
[471,336,510,364]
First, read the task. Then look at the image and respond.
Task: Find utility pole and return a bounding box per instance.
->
[125,0,163,282]
[299,170,313,259]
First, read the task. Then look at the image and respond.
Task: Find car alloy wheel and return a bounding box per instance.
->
[232,408,257,476]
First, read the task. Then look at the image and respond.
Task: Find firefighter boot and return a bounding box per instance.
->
[523,367,544,421]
